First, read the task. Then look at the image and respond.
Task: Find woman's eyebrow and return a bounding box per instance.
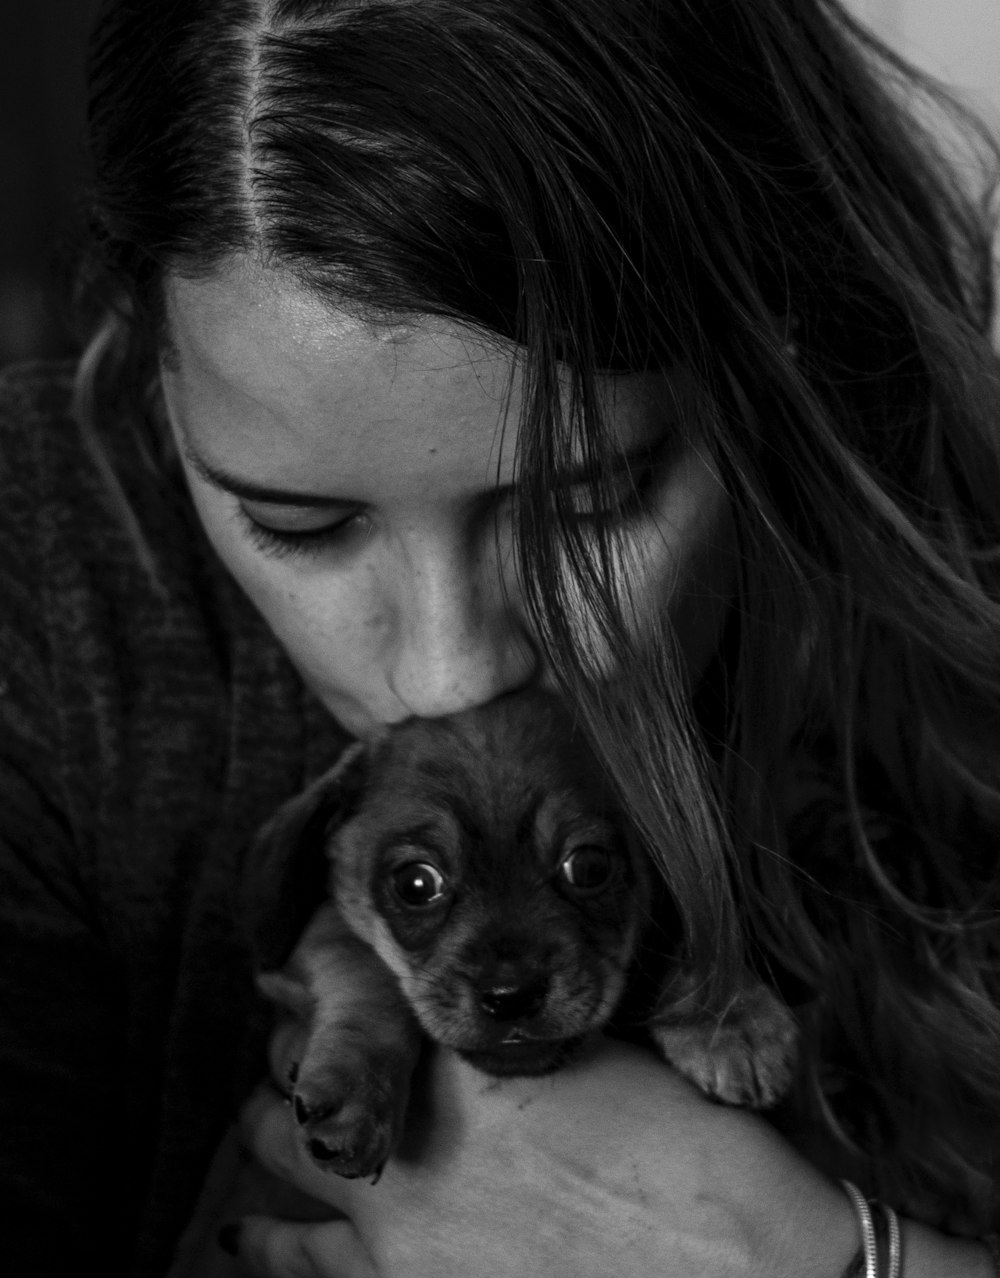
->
[181,440,354,507]
[181,434,666,506]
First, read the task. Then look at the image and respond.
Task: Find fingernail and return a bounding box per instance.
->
[217,1223,241,1257]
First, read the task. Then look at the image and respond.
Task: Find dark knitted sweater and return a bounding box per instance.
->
[0,363,350,1276]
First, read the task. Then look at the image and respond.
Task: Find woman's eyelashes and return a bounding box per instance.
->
[559,442,672,527]
[235,442,673,562]
[235,504,370,560]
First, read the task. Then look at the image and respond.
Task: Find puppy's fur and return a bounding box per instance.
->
[250,690,797,1179]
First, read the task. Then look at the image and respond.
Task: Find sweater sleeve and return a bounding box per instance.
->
[0,363,352,1275]
[0,369,133,1273]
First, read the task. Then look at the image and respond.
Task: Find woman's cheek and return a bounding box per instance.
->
[557,481,732,681]
[236,567,373,690]
[636,455,734,679]
[184,496,377,704]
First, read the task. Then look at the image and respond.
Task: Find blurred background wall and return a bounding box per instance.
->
[0,1,997,369]
[850,0,1000,126]
[1,2,97,366]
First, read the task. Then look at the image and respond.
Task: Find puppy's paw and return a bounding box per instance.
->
[257,900,423,1178]
[649,982,798,1109]
[289,1058,410,1180]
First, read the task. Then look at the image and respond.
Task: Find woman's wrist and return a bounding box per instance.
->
[899,1220,997,1278]
[836,1181,996,1278]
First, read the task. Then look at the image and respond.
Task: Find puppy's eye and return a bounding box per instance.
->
[559,845,616,894]
[390,861,447,908]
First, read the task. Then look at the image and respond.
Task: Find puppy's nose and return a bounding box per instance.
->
[478,977,548,1022]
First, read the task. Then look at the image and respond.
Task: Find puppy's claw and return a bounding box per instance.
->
[294,1092,343,1127]
[307,1137,339,1163]
[369,1161,386,1186]
[292,1084,400,1178]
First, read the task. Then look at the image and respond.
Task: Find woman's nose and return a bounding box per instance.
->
[384,525,540,718]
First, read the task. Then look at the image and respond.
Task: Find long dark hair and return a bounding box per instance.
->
[77,0,1000,1230]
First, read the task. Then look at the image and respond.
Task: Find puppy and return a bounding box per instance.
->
[249,690,797,1179]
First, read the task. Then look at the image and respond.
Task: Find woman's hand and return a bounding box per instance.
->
[228,1027,862,1278]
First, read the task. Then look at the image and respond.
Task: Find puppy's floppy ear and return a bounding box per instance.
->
[240,743,369,971]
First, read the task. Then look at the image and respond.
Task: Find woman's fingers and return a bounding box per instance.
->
[235,1215,378,1278]
[239,1081,298,1178]
[236,1038,861,1278]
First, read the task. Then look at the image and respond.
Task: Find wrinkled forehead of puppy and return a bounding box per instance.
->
[352,691,619,858]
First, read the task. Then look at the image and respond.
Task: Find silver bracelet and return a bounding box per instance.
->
[872,1199,902,1278]
[840,1180,1000,1278]
[838,1180,910,1278]
[840,1180,878,1278]
[838,1181,904,1277]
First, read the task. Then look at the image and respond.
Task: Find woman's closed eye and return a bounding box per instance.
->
[235,502,370,559]
[232,437,677,563]
[558,440,674,527]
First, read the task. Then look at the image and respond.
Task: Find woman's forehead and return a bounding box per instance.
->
[161,261,677,494]
[162,264,520,490]
[163,261,513,399]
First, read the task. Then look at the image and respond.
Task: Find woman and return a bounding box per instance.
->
[1,0,998,1273]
